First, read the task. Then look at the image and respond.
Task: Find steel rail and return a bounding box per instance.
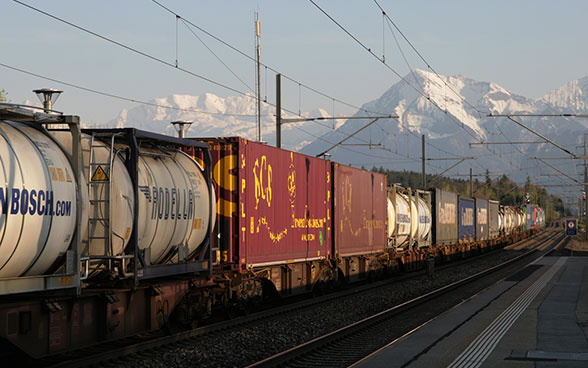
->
[44,231,556,367]
[247,231,565,368]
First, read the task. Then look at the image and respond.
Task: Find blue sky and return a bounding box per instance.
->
[2,0,588,124]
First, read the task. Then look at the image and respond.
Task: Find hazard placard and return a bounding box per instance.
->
[91,166,109,181]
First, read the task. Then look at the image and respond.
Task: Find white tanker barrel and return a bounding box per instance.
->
[416,196,431,242]
[394,193,411,248]
[136,148,213,264]
[56,132,213,267]
[0,122,78,277]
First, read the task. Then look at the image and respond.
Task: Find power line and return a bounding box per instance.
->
[308,0,518,171]
[151,0,384,117]
[14,0,257,100]
[0,62,263,118]
[179,18,255,94]
[373,0,485,118]
[16,0,418,154]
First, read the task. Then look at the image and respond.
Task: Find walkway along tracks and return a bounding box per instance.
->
[247,231,567,368]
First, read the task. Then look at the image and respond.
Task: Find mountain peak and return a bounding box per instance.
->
[542,75,588,110]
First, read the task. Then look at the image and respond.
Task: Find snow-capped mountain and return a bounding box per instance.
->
[301,69,586,183]
[101,93,339,152]
[542,76,588,127]
[96,69,586,185]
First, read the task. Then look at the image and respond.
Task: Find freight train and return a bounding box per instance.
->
[0,102,544,358]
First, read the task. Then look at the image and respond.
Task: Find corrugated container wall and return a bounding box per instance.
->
[488,200,499,239]
[475,198,489,241]
[333,164,387,256]
[192,138,331,268]
[431,189,458,245]
[458,196,476,240]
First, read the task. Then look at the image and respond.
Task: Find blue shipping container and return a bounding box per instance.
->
[458,196,476,240]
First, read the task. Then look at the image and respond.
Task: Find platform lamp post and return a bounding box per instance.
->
[171,120,192,138]
[33,88,63,113]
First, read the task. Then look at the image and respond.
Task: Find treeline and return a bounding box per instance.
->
[370,167,569,220]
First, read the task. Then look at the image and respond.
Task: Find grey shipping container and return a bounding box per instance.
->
[431,188,458,246]
[475,198,489,241]
[488,200,499,239]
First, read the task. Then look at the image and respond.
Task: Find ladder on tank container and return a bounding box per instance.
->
[84,133,117,260]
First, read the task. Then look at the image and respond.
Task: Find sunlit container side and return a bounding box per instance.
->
[0,122,79,278]
[458,196,475,241]
[333,164,387,256]
[475,198,489,241]
[194,138,331,269]
[188,138,239,266]
[431,188,458,246]
[488,200,499,239]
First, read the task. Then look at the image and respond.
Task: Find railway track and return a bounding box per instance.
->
[247,231,566,368]
[38,231,559,368]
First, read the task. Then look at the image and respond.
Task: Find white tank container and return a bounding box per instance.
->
[416,196,431,242]
[136,148,212,264]
[55,132,213,265]
[0,122,78,277]
[393,193,412,247]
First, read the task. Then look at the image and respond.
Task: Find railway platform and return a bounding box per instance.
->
[354,235,588,368]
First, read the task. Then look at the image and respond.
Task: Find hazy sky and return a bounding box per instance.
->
[2,0,588,124]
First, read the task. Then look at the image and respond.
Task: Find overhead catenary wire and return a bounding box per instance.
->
[373,0,484,118]
[307,0,515,172]
[15,0,531,182]
[0,62,263,118]
[12,1,340,123]
[13,0,256,101]
[179,18,255,94]
[370,0,532,174]
[15,0,418,156]
[150,0,385,117]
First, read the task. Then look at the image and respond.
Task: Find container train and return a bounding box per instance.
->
[0,102,544,358]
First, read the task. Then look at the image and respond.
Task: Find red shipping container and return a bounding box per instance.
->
[193,138,331,269]
[333,164,387,256]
